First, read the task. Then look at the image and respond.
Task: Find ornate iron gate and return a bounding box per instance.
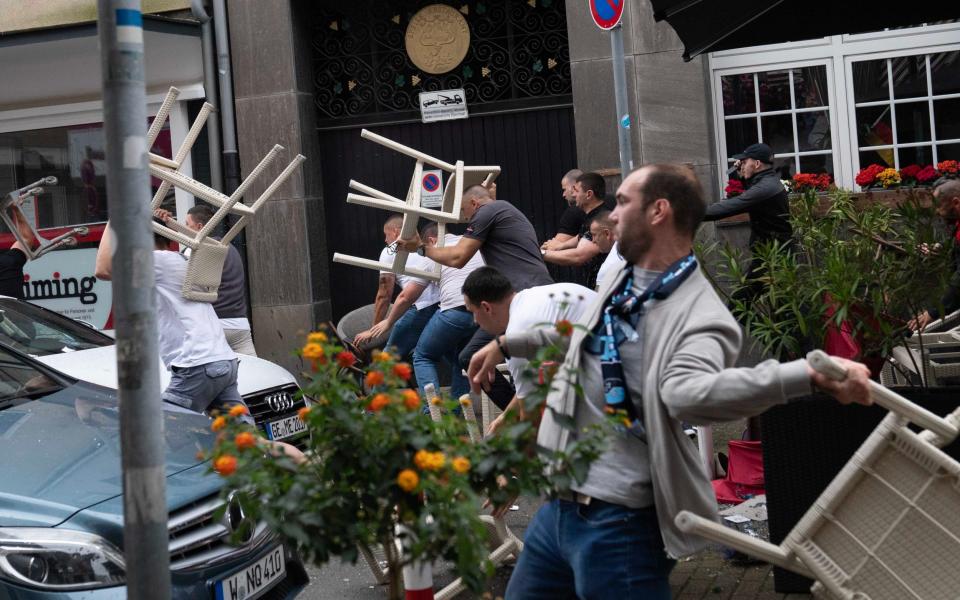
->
[307,1,577,318]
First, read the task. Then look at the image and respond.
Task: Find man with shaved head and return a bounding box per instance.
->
[909,179,960,331]
[399,182,552,408]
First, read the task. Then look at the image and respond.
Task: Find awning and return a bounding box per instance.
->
[650,1,960,61]
[0,16,202,111]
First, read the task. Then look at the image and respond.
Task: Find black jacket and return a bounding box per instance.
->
[703,168,792,248]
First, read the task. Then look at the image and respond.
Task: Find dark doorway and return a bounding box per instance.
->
[307,0,578,318]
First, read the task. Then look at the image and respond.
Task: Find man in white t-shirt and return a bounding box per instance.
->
[411,223,485,405]
[94,221,251,423]
[371,214,404,328]
[461,266,596,432]
[353,239,441,360]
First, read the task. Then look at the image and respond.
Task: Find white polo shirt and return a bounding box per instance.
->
[505,282,597,399]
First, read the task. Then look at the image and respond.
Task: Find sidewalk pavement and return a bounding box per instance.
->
[670,547,810,600]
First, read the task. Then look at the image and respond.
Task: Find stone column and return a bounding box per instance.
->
[565,0,718,194]
[227,0,330,374]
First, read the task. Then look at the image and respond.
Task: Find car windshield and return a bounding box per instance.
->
[0,299,113,357]
[0,346,63,404]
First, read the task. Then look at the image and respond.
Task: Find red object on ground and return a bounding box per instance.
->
[711,440,765,504]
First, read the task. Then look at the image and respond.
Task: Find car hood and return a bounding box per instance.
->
[35,346,297,396]
[0,381,216,528]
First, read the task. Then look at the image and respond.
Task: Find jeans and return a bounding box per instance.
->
[459,328,516,410]
[505,499,675,600]
[385,303,439,360]
[413,307,477,403]
[162,359,254,425]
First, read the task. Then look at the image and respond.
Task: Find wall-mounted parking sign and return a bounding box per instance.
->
[419,89,469,123]
[420,169,444,208]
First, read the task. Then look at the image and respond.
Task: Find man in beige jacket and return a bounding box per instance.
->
[468,163,872,599]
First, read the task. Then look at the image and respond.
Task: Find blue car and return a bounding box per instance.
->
[0,343,308,598]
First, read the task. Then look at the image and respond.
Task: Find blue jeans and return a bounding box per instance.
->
[413,307,477,403]
[385,303,439,360]
[505,499,675,600]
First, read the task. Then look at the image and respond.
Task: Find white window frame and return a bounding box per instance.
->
[708,22,960,192]
[0,83,205,219]
[844,43,960,176]
[710,59,838,187]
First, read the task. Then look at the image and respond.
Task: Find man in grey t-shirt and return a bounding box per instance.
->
[399,184,552,407]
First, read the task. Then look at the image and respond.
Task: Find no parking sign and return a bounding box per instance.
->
[589,0,625,30]
[420,170,443,208]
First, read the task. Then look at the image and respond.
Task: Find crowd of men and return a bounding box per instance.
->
[77,138,960,598]
[346,143,960,598]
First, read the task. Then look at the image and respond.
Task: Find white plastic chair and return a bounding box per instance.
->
[332,129,499,284]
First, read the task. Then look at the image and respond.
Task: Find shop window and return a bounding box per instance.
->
[0,121,171,232]
[852,50,960,176]
[720,65,833,179]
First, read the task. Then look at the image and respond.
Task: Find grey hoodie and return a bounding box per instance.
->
[503,264,812,558]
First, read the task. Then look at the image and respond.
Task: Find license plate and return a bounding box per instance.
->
[266,414,307,441]
[215,545,285,600]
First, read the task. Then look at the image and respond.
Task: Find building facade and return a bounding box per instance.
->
[1,1,955,373]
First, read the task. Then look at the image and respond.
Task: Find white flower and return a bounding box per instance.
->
[781,179,793,192]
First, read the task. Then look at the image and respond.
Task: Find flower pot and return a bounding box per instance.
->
[760,389,960,593]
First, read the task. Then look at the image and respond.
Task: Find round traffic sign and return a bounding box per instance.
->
[422,173,441,192]
[589,0,625,30]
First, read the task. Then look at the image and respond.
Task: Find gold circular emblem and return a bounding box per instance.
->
[405,4,470,75]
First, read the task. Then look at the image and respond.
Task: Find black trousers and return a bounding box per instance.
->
[458,328,515,410]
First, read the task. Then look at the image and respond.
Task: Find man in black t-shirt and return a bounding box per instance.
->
[542,172,609,287]
[0,207,39,299]
[399,184,552,407]
[542,168,584,251]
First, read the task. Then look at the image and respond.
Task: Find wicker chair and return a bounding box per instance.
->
[147,86,305,301]
[3,177,88,260]
[677,350,960,600]
[881,310,960,387]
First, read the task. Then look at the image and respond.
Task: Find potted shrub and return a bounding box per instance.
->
[703,186,959,592]
[205,328,609,599]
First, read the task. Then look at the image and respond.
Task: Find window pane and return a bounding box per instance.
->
[724,118,758,157]
[852,58,890,103]
[930,50,960,95]
[934,98,960,140]
[772,156,796,179]
[757,70,792,112]
[794,65,829,108]
[799,153,833,176]
[760,114,795,154]
[936,143,960,161]
[0,124,110,227]
[895,101,931,143]
[891,54,928,99]
[898,145,934,167]
[859,149,895,170]
[855,105,894,148]
[797,110,831,151]
[721,73,756,115]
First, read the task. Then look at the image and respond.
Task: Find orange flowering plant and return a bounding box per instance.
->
[205,325,609,597]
